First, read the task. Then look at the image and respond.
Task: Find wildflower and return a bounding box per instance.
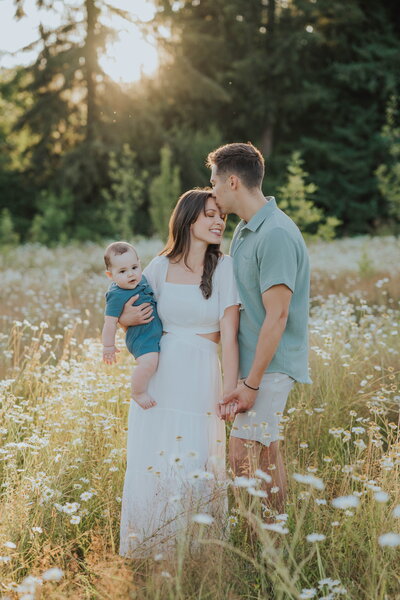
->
[354,439,367,450]
[270,486,280,494]
[318,578,341,589]
[299,442,308,448]
[275,513,288,522]
[374,491,389,503]
[42,567,64,581]
[351,426,365,434]
[378,533,400,547]
[3,542,16,549]
[154,553,164,561]
[161,571,172,578]
[228,515,238,526]
[306,533,326,543]
[63,502,80,514]
[247,486,268,498]
[293,473,324,490]
[255,468,272,483]
[233,476,257,488]
[331,521,340,527]
[70,515,81,525]
[392,505,400,518]
[315,498,327,505]
[261,523,289,534]
[299,588,317,599]
[331,495,360,509]
[80,491,94,501]
[192,514,214,525]
[32,527,43,534]
[0,556,11,563]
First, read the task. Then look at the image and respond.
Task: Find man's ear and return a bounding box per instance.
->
[230,175,240,190]
[105,270,113,279]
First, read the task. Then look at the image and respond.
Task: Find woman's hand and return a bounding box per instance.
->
[217,386,238,421]
[218,381,257,419]
[119,295,154,329]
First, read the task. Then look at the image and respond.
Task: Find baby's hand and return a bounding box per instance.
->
[103,345,120,365]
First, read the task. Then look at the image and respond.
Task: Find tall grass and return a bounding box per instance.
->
[0,236,399,599]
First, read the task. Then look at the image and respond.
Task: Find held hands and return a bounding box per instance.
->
[119,295,154,329]
[218,381,258,421]
[103,345,120,365]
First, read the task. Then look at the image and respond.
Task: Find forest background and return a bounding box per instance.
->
[0,0,400,245]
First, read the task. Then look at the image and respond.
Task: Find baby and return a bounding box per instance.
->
[102,241,163,409]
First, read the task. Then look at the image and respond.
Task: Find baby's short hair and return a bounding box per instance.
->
[104,241,138,270]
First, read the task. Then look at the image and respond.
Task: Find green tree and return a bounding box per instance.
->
[150,146,181,240]
[0,209,20,247]
[101,144,147,239]
[376,96,400,227]
[10,0,134,232]
[29,188,74,245]
[278,151,340,241]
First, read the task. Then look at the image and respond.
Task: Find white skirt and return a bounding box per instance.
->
[119,331,227,557]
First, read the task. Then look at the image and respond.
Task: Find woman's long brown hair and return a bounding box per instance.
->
[160,189,223,299]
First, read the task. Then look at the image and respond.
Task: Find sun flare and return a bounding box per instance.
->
[99,28,159,83]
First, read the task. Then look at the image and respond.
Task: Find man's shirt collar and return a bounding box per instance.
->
[242,196,277,232]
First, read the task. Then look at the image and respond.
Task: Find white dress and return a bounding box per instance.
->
[119,254,240,557]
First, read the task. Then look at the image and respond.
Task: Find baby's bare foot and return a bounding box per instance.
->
[132,392,157,410]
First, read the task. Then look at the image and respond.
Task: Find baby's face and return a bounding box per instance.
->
[107,250,142,290]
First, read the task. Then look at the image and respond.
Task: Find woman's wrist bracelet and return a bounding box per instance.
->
[243,380,260,391]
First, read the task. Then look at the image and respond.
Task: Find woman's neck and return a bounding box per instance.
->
[178,240,207,272]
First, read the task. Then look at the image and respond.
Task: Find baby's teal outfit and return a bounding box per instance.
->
[105,276,163,358]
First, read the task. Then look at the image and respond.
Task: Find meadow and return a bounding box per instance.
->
[0,236,399,600]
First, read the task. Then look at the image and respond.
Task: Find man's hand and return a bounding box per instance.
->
[103,345,120,365]
[119,295,154,329]
[218,381,258,419]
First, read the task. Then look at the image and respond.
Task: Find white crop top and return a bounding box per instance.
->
[143,255,240,334]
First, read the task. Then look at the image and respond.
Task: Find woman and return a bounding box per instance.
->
[118,189,240,557]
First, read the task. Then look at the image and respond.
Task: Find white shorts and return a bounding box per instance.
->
[230,373,295,447]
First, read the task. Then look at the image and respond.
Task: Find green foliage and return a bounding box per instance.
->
[150,146,181,241]
[0,208,20,247]
[278,152,340,241]
[169,125,223,190]
[29,189,74,246]
[376,96,400,226]
[2,0,400,241]
[101,144,147,240]
[358,248,376,279]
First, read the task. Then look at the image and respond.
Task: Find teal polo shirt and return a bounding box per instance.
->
[230,197,311,384]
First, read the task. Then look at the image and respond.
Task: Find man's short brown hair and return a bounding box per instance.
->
[104,241,137,270]
[206,142,265,189]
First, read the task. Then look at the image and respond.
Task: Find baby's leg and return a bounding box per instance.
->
[131,352,159,409]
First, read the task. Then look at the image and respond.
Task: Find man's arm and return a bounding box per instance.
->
[220,284,292,414]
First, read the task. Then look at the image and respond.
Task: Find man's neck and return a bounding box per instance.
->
[237,189,268,223]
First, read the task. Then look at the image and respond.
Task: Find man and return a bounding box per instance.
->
[207,142,311,513]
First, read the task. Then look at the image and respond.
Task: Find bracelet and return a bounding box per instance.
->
[243,380,260,391]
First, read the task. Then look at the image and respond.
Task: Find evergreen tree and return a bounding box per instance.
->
[10,0,132,229]
[376,96,400,227]
[150,146,181,240]
[0,209,20,246]
[101,144,147,239]
[278,151,340,240]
